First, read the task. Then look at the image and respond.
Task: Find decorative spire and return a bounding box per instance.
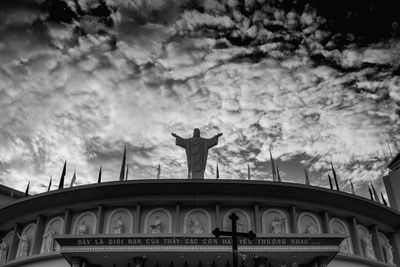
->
[368,185,374,201]
[331,162,340,191]
[47,176,52,192]
[157,163,161,179]
[269,148,276,181]
[328,174,333,190]
[304,167,310,185]
[247,164,251,180]
[381,192,388,206]
[216,163,219,179]
[370,182,380,203]
[125,164,129,181]
[97,166,102,183]
[349,179,356,194]
[59,160,66,189]
[70,170,76,187]
[24,181,30,197]
[276,165,281,182]
[119,146,126,181]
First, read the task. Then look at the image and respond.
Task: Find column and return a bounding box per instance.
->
[321,211,330,233]
[348,217,362,256]
[215,203,221,229]
[135,203,141,233]
[96,205,105,234]
[63,209,72,234]
[371,225,384,261]
[289,206,298,233]
[174,203,181,233]
[31,216,45,255]
[254,203,260,233]
[7,224,21,261]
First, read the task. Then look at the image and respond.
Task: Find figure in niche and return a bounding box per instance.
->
[43,227,56,253]
[236,219,245,232]
[362,233,376,259]
[78,221,87,234]
[113,217,125,234]
[304,222,318,234]
[332,224,349,253]
[150,216,163,234]
[17,233,29,258]
[384,242,394,264]
[271,215,286,234]
[0,238,8,263]
[190,216,204,234]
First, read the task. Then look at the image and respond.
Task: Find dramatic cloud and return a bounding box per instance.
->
[1,0,400,200]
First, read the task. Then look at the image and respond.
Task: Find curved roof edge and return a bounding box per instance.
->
[1,179,399,230]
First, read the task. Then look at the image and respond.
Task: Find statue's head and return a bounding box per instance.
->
[193,128,200,137]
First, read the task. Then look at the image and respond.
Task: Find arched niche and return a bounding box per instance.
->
[357,225,376,260]
[183,208,212,234]
[379,232,394,265]
[41,216,64,253]
[297,212,321,234]
[262,209,289,234]
[223,209,252,233]
[73,212,97,235]
[0,230,14,263]
[17,223,36,259]
[106,208,134,234]
[144,208,172,234]
[329,218,353,254]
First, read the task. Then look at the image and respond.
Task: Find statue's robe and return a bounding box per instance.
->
[175,135,219,179]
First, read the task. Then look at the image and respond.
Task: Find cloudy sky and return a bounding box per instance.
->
[0,0,400,198]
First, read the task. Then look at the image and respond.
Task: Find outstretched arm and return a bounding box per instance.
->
[172,132,188,148]
[207,133,223,148]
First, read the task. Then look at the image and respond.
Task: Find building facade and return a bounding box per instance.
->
[0,177,400,267]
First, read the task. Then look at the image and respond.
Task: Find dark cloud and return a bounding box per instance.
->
[0,0,399,198]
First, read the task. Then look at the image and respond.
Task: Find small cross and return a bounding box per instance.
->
[212,213,256,267]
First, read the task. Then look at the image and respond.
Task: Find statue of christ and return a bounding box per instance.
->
[172,128,222,179]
